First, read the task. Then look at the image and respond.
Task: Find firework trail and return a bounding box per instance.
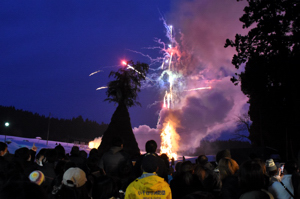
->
[135,19,211,159]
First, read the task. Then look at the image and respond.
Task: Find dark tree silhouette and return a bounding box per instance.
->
[225,0,300,160]
[98,61,149,158]
[105,60,149,107]
[0,106,108,143]
[233,114,251,142]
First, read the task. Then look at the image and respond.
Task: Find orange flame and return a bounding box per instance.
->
[88,137,102,149]
[160,120,180,160]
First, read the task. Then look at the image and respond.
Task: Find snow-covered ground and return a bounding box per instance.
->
[0,135,90,155]
[0,135,216,163]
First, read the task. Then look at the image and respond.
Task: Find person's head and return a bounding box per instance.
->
[79,150,88,159]
[142,153,158,173]
[70,146,80,156]
[14,147,31,162]
[179,161,194,185]
[44,149,57,163]
[218,157,239,180]
[0,142,8,156]
[239,159,266,193]
[265,159,277,174]
[284,160,299,174]
[89,148,99,158]
[160,153,170,168]
[111,137,123,147]
[216,149,231,164]
[145,140,157,153]
[55,144,65,159]
[197,155,208,165]
[175,161,182,172]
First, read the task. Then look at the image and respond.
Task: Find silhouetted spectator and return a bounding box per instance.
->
[265,159,281,187]
[170,161,204,199]
[269,160,299,198]
[52,167,89,199]
[98,137,132,178]
[69,146,86,169]
[216,149,231,164]
[55,144,67,161]
[239,159,273,199]
[0,142,13,162]
[92,175,120,199]
[133,140,168,181]
[13,147,36,176]
[39,149,57,194]
[218,157,239,199]
[196,155,221,194]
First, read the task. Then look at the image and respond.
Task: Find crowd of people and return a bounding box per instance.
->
[1,138,300,199]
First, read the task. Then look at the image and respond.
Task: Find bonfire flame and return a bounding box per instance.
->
[88,137,102,149]
[160,120,180,160]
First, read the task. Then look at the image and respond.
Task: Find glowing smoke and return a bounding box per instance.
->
[133,0,249,152]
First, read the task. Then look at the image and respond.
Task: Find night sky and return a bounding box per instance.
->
[1,0,250,148]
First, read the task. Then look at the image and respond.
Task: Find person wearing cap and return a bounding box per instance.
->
[29,170,45,186]
[52,167,89,199]
[265,159,281,186]
[268,160,298,199]
[125,153,172,199]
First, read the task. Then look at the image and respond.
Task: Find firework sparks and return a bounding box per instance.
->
[89,70,103,76]
[96,86,108,90]
[184,87,212,91]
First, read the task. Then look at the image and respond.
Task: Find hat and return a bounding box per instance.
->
[29,170,45,185]
[142,153,158,173]
[62,167,87,188]
[266,159,277,172]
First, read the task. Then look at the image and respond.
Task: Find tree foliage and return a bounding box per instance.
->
[105,60,149,107]
[0,106,108,143]
[225,0,300,159]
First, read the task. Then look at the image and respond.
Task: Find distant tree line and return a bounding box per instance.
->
[0,106,108,143]
[191,139,251,156]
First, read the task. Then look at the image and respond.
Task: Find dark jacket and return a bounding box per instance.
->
[221,174,240,199]
[98,146,132,177]
[170,174,204,199]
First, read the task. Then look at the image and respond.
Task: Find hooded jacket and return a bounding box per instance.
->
[125,173,171,199]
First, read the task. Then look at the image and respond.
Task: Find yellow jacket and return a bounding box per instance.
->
[125,173,172,199]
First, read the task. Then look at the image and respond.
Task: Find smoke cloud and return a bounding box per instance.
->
[133,0,249,152]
